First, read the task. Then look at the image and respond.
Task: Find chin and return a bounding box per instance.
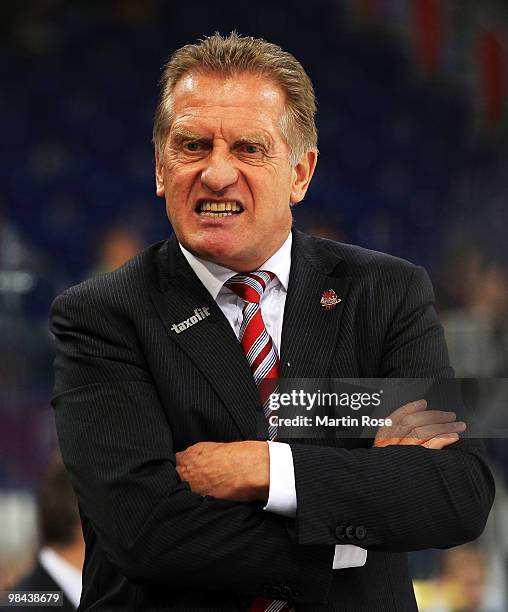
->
[190,240,241,268]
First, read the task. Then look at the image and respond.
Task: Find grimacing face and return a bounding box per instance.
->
[155,71,317,271]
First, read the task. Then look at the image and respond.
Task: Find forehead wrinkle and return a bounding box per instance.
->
[176,108,277,128]
[171,116,275,149]
[170,71,287,138]
[174,97,281,125]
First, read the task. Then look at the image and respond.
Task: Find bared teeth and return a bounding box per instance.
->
[199,201,242,213]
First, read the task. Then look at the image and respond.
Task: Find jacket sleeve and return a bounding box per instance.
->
[50,287,334,604]
[290,265,495,551]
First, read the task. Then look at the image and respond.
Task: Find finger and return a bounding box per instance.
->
[376,421,464,445]
[406,421,466,443]
[386,399,427,423]
[374,418,426,443]
[376,400,428,440]
[403,410,457,428]
[390,411,459,441]
[373,438,394,447]
[423,433,460,450]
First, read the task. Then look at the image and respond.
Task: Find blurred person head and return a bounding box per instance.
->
[439,544,488,611]
[95,227,143,274]
[154,32,318,272]
[468,261,508,323]
[441,247,484,309]
[38,454,84,571]
[442,248,508,322]
[302,216,346,242]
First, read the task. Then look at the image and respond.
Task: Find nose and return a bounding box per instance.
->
[200,149,239,193]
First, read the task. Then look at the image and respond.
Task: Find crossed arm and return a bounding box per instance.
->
[51,288,335,603]
[175,399,467,503]
[50,284,495,602]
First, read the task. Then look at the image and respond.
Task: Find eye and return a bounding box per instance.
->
[184,142,201,152]
[238,143,263,155]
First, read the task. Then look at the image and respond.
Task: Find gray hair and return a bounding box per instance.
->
[153,32,318,165]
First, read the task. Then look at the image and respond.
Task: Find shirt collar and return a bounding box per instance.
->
[179,231,292,300]
[39,546,82,608]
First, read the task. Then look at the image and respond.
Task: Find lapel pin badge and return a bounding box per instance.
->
[171,306,211,334]
[320,289,341,310]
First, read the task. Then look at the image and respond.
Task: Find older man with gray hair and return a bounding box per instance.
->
[51,32,494,610]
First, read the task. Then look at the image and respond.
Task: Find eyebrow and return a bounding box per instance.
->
[169,127,272,149]
[169,127,205,145]
[234,135,271,149]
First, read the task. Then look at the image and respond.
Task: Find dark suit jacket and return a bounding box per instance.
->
[12,561,76,612]
[50,229,495,611]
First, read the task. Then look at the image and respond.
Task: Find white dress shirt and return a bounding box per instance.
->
[39,547,82,609]
[179,233,366,569]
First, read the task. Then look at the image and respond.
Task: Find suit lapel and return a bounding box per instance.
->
[148,230,350,439]
[149,235,266,440]
[280,230,350,379]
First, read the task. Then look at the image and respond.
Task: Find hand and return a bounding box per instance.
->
[373,399,466,449]
[175,440,269,502]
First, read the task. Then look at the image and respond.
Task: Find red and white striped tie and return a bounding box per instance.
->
[226,271,295,612]
[225,270,279,440]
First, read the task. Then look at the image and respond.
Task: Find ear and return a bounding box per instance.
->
[290,149,318,204]
[155,144,165,197]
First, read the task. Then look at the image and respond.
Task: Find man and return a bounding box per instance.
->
[51,33,494,610]
[12,455,84,611]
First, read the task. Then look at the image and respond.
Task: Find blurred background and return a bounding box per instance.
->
[1,0,507,610]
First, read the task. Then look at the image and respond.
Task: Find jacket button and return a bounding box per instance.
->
[293,588,303,598]
[334,525,346,540]
[345,525,355,539]
[355,525,367,540]
[280,585,292,598]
